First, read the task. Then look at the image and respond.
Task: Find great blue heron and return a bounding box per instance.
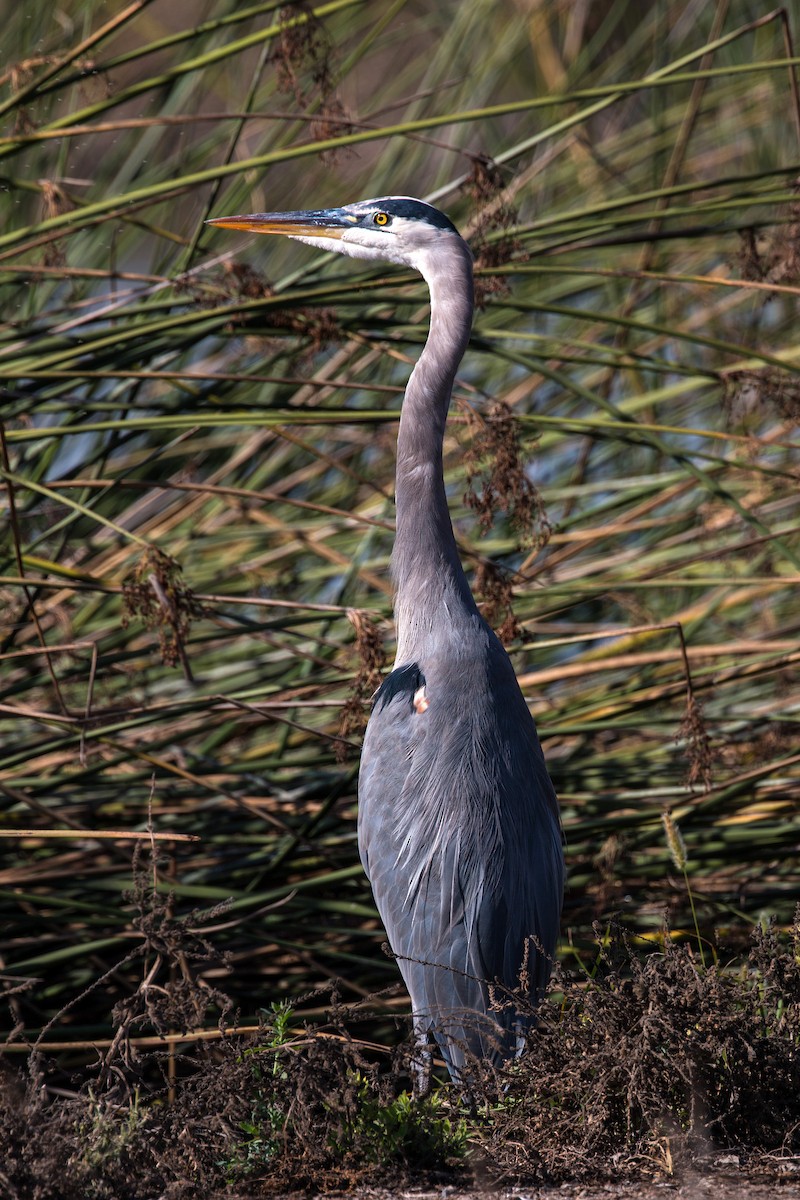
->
[209,196,564,1081]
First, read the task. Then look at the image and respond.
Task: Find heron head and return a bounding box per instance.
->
[207,196,467,272]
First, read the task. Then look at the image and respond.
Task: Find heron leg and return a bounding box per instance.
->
[410,1016,433,1098]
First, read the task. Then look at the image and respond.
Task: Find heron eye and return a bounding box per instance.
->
[373,211,391,226]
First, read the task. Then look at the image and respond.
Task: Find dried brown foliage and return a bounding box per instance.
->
[463,155,523,306]
[0,1044,256,1200]
[478,920,800,1182]
[39,179,71,266]
[222,260,272,301]
[270,304,344,357]
[337,610,387,760]
[106,846,234,1049]
[677,693,715,794]
[274,2,350,146]
[738,189,800,287]
[724,367,800,425]
[202,260,343,353]
[173,260,273,308]
[473,559,521,646]
[0,997,462,1197]
[463,399,551,549]
[121,548,203,674]
[0,848,241,1197]
[5,56,55,133]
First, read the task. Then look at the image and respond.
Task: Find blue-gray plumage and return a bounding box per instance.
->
[208,195,564,1081]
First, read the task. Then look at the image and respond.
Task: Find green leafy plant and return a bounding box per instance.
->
[231,1001,296,1175]
[75,1087,145,1176]
[327,1072,468,1167]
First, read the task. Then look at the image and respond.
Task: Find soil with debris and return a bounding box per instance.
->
[325,1183,800,1200]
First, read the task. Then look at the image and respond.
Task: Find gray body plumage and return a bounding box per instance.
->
[208,195,564,1079]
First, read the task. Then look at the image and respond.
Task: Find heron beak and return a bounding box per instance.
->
[206,207,357,240]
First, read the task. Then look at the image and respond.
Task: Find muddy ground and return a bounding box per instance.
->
[305,1178,800,1200]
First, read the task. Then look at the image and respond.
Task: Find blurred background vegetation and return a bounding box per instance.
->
[1,0,799,1060]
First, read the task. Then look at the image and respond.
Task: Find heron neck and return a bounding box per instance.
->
[392,237,477,663]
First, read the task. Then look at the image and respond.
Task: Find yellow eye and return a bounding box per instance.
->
[373,211,390,226]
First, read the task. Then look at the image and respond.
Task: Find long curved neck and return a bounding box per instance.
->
[392,237,477,664]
